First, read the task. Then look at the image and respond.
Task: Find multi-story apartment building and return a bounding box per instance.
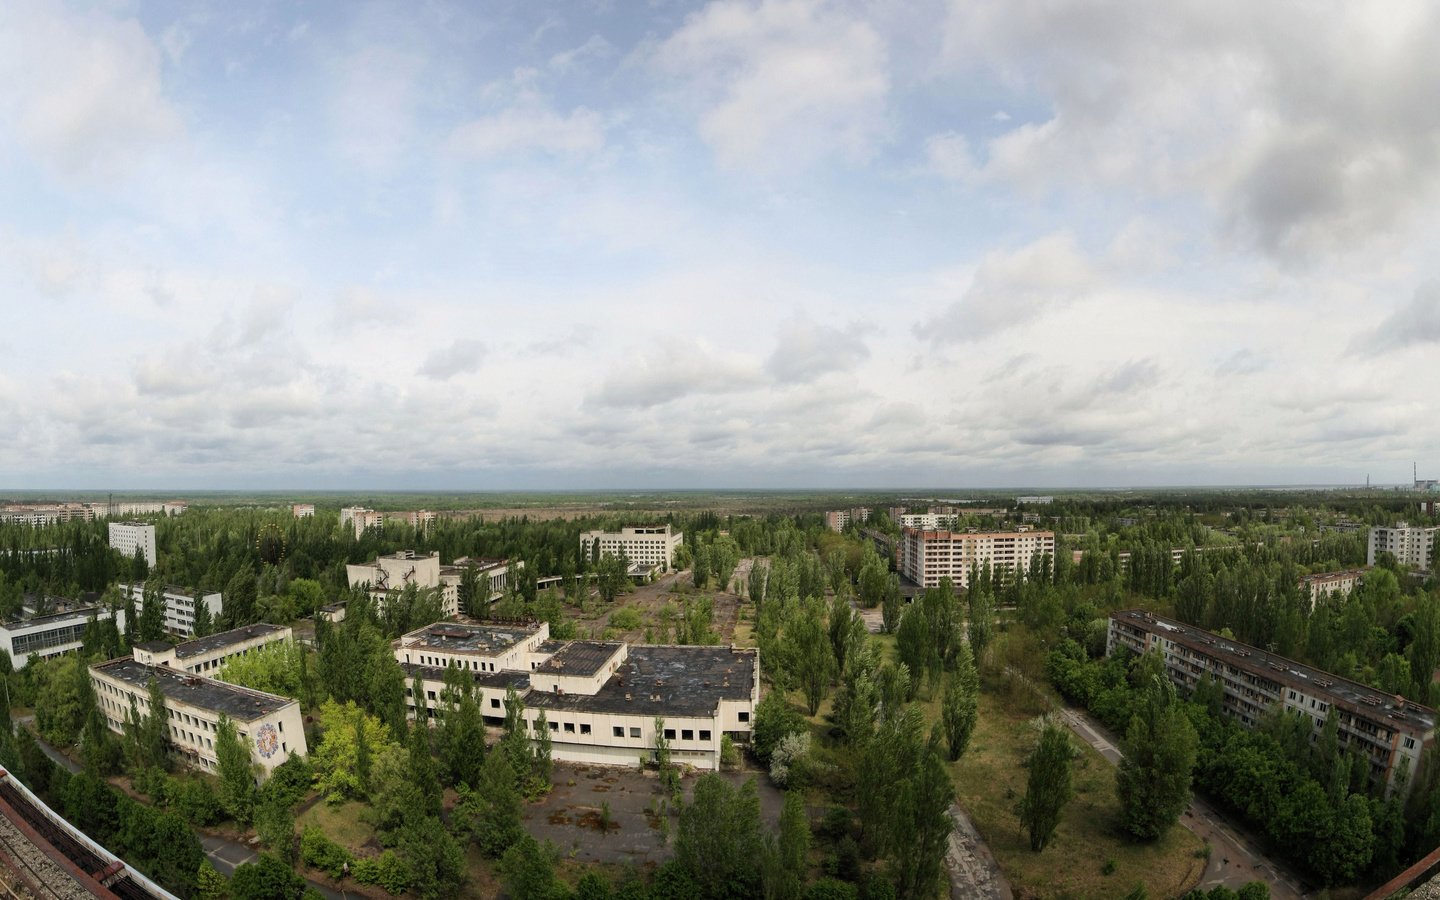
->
[1107,610,1433,794]
[390,509,437,530]
[124,583,223,637]
[1016,495,1055,505]
[580,526,684,570]
[132,623,291,677]
[898,527,1056,589]
[340,506,386,537]
[1299,569,1365,605]
[348,550,521,618]
[0,502,94,526]
[0,607,122,668]
[90,658,306,779]
[161,502,187,516]
[292,504,315,518]
[394,621,759,771]
[899,512,961,530]
[824,508,872,532]
[108,521,156,567]
[1368,523,1438,570]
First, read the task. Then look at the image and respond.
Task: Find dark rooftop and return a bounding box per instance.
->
[527,646,757,718]
[1113,610,1437,734]
[534,641,625,678]
[134,640,172,653]
[1,605,105,629]
[400,622,541,656]
[174,623,286,659]
[91,658,294,721]
[400,663,530,693]
[536,639,566,655]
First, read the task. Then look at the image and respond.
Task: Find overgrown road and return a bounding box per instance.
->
[1055,705,1313,899]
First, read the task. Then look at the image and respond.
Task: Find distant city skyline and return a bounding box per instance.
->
[2,1,1438,489]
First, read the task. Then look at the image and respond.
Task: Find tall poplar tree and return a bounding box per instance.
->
[1018,719,1074,852]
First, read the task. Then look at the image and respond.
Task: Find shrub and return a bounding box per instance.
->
[352,850,411,896]
[170,777,223,826]
[769,732,812,788]
[806,879,860,900]
[300,825,352,878]
[610,607,643,630]
[720,735,740,770]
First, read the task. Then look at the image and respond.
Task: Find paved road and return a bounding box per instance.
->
[18,721,348,900]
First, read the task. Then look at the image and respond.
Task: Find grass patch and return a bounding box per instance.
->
[296,800,376,853]
[951,691,1205,899]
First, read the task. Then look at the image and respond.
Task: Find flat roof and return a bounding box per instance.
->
[174,623,286,659]
[91,658,293,722]
[526,646,756,718]
[399,621,542,656]
[0,606,104,630]
[1112,610,1437,734]
[534,641,625,678]
[400,663,530,693]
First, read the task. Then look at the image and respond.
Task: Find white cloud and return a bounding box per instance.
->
[446,103,604,160]
[765,314,869,383]
[1354,281,1440,354]
[653,0,890,169]
[587,341,765,409]
[917,233,1095,343]
[0,0,182,178]
[938,0,1440,259]
[418,339,485,380]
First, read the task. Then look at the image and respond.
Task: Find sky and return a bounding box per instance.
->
[1,0,1438,491]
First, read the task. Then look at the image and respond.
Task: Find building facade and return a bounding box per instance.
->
[824,508,872,532]
[1368,523,1438,570]
[394,621,759,771]
[292,504,315,518]
[579,526,684,570]
[1107,609,1433,795]
[132,623,292,677]
[1299,569,1365,605]
[898,527,1056,589]
[347,550,458,616]
[125,583,223,637]
[90,658,306,779]
[0,607,122,668]
[108,521,157,567]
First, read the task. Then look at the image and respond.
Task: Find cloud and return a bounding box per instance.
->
[329,44,425,171]
[587,342,764,409]
[0,0,182,178]
[765,315,869,383]
[653,0,890,169]
[446,103,604,160]
[938,0,1440,259]
[418,339,485,380]
[1355,281,1440,354]
[917,233,1095,343]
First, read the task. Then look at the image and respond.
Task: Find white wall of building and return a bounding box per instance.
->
[108,522,156,567]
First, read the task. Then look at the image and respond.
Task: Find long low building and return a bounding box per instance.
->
[90,658,306,779]
[394,621,758,771]
[132,623,292,676]
[1107,609,1433,795]
[0,606,121,668]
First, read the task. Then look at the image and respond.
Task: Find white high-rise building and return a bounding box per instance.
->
[1368,523,1438,570]
[898,527,1056,589]
[580,526,684,570]
[108,521,156,567]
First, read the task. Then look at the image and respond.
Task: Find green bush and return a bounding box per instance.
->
[353,850,410,896]
[806,879,859,900]
[170,777,224,825]
[610,606,643,630]
[300,825,353,878]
